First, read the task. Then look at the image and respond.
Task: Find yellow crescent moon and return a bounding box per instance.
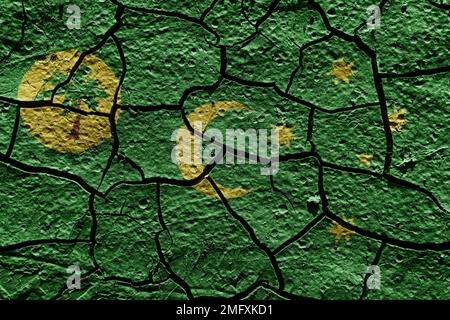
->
[176,101,252,199]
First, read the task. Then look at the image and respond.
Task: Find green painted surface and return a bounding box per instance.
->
[0,0,449,300]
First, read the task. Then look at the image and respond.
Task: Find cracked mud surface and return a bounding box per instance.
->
[0,0,449,300]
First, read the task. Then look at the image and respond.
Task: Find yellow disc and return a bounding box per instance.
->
[17,49,121,153]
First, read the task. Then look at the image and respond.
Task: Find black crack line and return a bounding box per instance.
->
[219,57,269,93]
[314,155,450,251]
[149,260,171,285]
[384,174,449,215]
[117,152,145,180]
[179,46,284,164]
[88,193,102,271]
[0,238,90,253]
[239,0,287,52]
[240,6,283,53]
[118,104,181,112]
[177,45,225,132]
[175,47,280,168]
[97,211,154,231]
[185,125,286,176]
[105,281,168,294]
[360,241,386,300]
[155,184,194,300]
[354,0,390,35]
[308,0,394,175]
[316,102,380,114]
[224,71,382,115]
[103,163,217,197]
[97,34,127,189]
[5,106,20,158]
[178,46,325,165]
[153,240,193,301]
[0,153,104,197]
[81,0,446,300]
[280,152,450,251]
[50,267,100,300]
[273,212,326,256]
[179,79,224,133]
[261,283,317,301]
[370,57,393,175]
[227,278,268,300]
[103,147,222,197]
[309,140,317,153]
[230,0,282,48]
[308,0,374,54]
[254,0,281,28]
[110,0,220,45]
[0,251,75,271]
[192,151,450,251]
[50,3,125,102]
[224,279,315,301]
[178,44,225,132]
[106,130,279,195]
[227,279,316,300]
[240,1,284,52]
[92,209,159,281]
[278,150,316,162]
[306,106,315,143]
[269,174,297,221]
[219,45,227,75]
[69,211,91,241]
[101,276,163,287]
[379,66,450,78]
[324,198,450,252]
[284,34,381,114]
[0,96,110,117]
[205,176,286,291]
[156,183,168,231]
[200,0,220,21]
[286,33,334,94]
[322,161,450,215]
[185,115,276,166]
[102,277,172,293]
[427,0,450,10]
[0,0,26,65]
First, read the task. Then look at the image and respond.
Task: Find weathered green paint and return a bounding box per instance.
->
[0,0,449,300]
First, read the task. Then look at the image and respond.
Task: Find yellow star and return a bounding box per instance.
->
[356,153,373,166]
[271,121,296,149]
[388,106,407,132]
[327,58,356,85]
[329,215,355,243]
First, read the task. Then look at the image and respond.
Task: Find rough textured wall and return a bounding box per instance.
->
[0,0,449,300]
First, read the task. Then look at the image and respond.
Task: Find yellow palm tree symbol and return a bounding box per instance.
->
[18,49,121,153]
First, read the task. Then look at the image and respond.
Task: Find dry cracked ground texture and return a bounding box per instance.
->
[0,0,449,300]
